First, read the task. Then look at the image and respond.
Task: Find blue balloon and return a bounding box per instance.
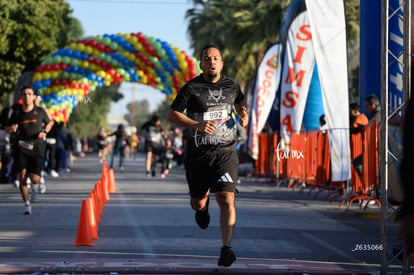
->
[32,82,42,89]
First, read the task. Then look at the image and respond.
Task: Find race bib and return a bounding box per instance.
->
[203,105,229,121]
[18,140,34,151]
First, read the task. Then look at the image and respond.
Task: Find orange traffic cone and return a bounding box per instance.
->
[92,187,101,223]
[108,168,116,193]
[101,161,109,189]
[74,200,95,246]
[100,175,110,204]
[87,194,99,240]
[94,180,104,216]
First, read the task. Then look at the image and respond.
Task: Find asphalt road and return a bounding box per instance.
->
[0,153,406,274]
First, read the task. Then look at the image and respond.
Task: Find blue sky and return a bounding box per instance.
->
[65,0,195,119]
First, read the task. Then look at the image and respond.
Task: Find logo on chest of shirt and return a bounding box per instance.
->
[208,88,225,103]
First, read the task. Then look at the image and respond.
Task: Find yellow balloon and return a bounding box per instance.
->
[33,73,42,82]
[177,53,185,61]
[96,70,106,78]
[77,43,85,51]
[42,72,51,79]
[84,46,93,54]
[173,47,181,55]
[89,64,97,71]
[179,61,188,69]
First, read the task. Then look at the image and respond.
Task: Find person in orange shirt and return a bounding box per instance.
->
[349,103,369,133]
[349,102,370,182]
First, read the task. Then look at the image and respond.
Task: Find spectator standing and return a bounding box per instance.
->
[109,124,129,171]
[61,123,74,171]
[54,122,66,174]
[364,94,381,124]
[128,127,139,160]
[44,122,59,177]
[349,102,369,133]
[352,95,382,182]
[0,101,19,184]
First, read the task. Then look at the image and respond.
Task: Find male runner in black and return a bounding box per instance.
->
[8,86,53,214]
[168,45,249,267]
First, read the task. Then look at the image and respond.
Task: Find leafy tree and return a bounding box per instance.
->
[186,0,360,93]
[124,99,151,129]
[344,0,360,99]
[153,97,175,130]
[186,0,290,89]
[0,0,78,99]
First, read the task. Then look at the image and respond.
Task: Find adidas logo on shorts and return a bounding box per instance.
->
[217,172,234,183]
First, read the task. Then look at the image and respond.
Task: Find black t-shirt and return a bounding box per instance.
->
[170,74,244,155]
[9,105,50,156]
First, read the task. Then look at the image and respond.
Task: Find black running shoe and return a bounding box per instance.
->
[218,246,236,267]
[195,197,210,229]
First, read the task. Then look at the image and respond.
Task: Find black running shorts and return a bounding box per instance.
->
[145,141,159,153]
[15,151,44,176]
[185,150,238,198]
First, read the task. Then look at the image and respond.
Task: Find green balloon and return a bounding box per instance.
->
[61,71,69,79]
[110,42,118,50]
[54,56,62,63]
[102,37,111,45]
[62,56,70,64]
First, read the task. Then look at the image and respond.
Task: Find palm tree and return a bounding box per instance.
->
[186,0,290,89]
[185,0,359,93]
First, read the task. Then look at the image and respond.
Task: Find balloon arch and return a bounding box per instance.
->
[32,32,200,123]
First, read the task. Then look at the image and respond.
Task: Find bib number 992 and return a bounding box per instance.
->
[203,109,228,121]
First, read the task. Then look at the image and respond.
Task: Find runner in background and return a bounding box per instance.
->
[8,86,53,215]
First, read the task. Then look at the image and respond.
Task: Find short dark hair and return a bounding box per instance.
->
[364,94,380,106]
[151,114,160,123]
[349,102,360,112]
[200,44,220,60]
[319,114,326,125]
[19,85,33,94]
